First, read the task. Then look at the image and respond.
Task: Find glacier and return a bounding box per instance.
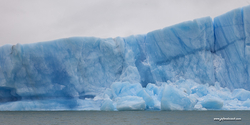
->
[1,6,250,111]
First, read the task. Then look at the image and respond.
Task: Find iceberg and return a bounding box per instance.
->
[1,6,250,110]
[200,97,223,110]
[116,96,146,111]
[161,84,196,110]
[100,99,115,111]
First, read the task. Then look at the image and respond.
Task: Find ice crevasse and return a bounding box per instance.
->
[1,6,250,111]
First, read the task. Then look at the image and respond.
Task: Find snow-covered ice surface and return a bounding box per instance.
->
[1,6,250,111]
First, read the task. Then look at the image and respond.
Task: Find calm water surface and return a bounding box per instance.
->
[0,111,249,125]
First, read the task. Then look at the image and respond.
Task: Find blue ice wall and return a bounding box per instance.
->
[0,6,250,110]
[0,37,125,99]
[213,6,250,90]
[144,17,215,85]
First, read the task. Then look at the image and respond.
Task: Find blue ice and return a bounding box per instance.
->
[1,6,250,110]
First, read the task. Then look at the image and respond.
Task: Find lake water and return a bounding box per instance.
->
[0,111,249,125]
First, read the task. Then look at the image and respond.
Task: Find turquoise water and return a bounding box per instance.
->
[0,111,249,125]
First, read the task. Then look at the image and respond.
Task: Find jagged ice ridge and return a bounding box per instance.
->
[1,6,250,110]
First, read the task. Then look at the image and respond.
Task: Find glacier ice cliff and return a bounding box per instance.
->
[1,6,250,110]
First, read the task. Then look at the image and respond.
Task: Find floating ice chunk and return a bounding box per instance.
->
[100,99,115,111]
[161,85,196,110]
[116,96,145,111]
[110,82,157,110]
[200,96,223,109]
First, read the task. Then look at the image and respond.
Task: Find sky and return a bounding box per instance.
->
[0,0,249,46]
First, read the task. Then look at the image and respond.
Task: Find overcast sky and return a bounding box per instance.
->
[0,0,249,46]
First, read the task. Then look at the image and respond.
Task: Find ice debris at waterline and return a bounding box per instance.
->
[1,6,250,111]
